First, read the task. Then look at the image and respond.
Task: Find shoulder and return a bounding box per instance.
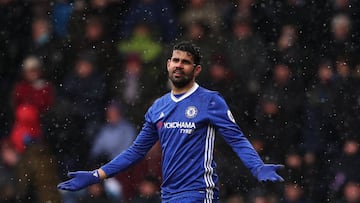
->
[196,86,230,110]
[145,92,171,119]
[151,92,172,108]
[195,86,223,101]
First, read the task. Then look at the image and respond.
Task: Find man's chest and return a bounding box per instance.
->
[153,102,208,137]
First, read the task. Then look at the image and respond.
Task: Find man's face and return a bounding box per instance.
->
[167,50,201,88]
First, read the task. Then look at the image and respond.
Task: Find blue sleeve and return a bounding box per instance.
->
[208,93,264,176]
[100,108,158,177]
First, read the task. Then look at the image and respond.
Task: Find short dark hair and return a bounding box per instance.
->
[173,41,201,65]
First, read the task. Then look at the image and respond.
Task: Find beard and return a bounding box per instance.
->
[168,68,195,88]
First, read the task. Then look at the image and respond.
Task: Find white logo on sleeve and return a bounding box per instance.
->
[159,112,165,119]
[93,171,99,177]
[185,106,198,118]
[227,110,236,123]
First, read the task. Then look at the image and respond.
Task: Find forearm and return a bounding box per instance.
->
[99,149,141,178]
[231,136,264,176]
[99,125,159,178]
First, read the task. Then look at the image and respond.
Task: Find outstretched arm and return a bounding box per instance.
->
[208,93,283,182]
[58,111,159,191]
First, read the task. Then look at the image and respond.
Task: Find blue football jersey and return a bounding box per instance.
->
[101,83,264,202]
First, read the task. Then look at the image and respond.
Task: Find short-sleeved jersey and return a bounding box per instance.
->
[101,83,264,202]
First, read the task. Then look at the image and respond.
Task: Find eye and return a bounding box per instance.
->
[182,60,192,65]
[172,58,180,63]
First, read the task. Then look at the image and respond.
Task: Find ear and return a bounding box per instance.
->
[194,65,202,77]
[167,59,171,72]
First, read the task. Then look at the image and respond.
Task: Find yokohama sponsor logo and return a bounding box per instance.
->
[163,121,196,129]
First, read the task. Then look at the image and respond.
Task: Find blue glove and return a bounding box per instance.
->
[256,164,284,182]
[57,170,101,191]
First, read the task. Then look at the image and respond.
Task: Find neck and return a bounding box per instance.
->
[171,80,196,94]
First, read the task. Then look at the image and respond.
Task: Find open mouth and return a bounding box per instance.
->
[173,70,184,78]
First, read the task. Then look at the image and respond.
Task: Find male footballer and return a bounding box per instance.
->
[58,41,284,202]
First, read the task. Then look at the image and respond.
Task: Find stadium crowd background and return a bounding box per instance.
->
[1,0,360,202]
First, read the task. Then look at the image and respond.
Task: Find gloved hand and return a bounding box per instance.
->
[256,164,284,182]
[57,170,101,191]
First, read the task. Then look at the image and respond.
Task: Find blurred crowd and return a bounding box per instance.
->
[1,0,360,202]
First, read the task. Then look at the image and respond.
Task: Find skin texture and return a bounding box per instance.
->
[97,49,202,179]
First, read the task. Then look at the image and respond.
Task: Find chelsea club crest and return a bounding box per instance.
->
[185,106,198,118]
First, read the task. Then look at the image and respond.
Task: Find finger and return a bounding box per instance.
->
[58,183,70,190]
[67,172,78,178]
[57,183,64,189]
[57,180,71,189]
[269,177,277,182]
[58,182,75,191]
[58,179,74,188]
[274,164,285,170]
[261,179,271,183]
[275,174,284,182]
[57,179,71,188]
[265,175,284,182]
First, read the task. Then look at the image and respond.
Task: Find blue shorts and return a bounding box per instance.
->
[163,197,218,203]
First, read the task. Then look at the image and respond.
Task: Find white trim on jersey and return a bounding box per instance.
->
[204,124,216,203]
[170,83,199,102]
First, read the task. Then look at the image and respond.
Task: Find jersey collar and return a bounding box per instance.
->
[170,83,199,103]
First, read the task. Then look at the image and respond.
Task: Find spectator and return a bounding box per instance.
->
[254,63,304,159]
[51,0,73,39]
[74,13,119,100]
[61,50,106,139]
[302,150,326,202]
[333,55,355,135]
[280,181,313,203]
[0,0,32,85]
[225,193,244,203]
[120,0,177,43]
[327,0,360,33]
[117,23,163,64]
[202,54,233,99]
[222,0,276,42]
[16,142,61,203]
[303,59,338,154]
[247,190,270,203]
[225,16,269,123]
[79,183,119,203]
[0,5,42,138]
[68,0,129,42]
[337,181,360,203]
[276,0,309,37]
[268,24,304,77]
[320,13,358,60]
[282,150,303,185]
[112,54,164,127]
[27,16,66,85]
[130,175,161,203]
[0,139,19,202]
[58,50,106,169]
[9,104,41,153]
[179,0,221,34]
[12,55,54,114]
[179,20,222,76]
[329,138,360,197]
[340,63,360,136]
[91,101,136,161]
